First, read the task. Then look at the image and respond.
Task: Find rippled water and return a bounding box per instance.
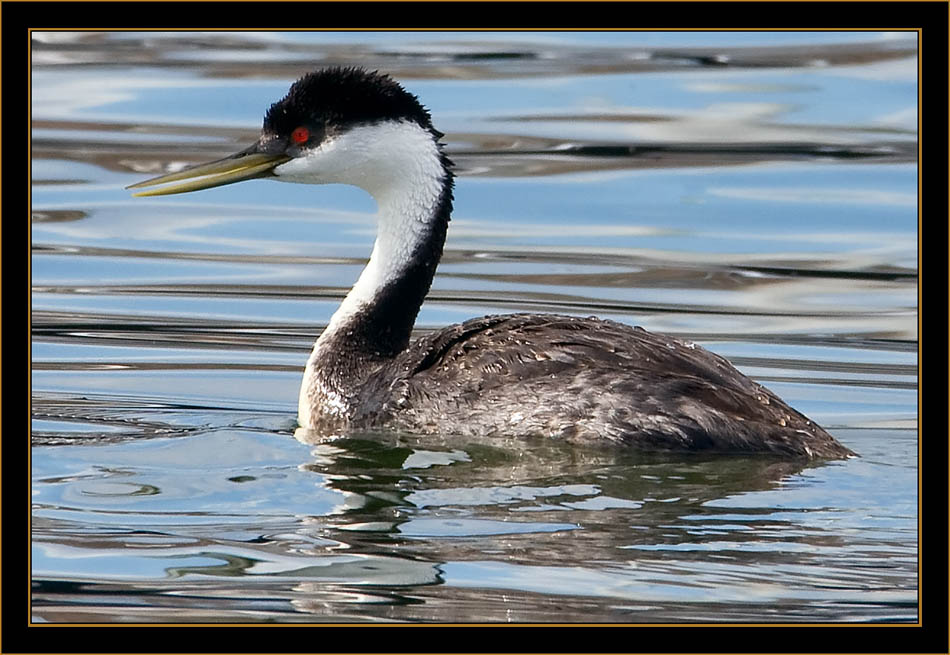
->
[31,31,918,623]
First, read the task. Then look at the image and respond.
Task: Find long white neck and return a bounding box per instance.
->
[284,121,453,428]
[326,128,447,334]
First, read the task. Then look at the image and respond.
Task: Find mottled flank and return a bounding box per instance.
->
[345,314,854,459]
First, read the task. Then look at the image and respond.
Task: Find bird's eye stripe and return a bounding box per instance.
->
[291,127,310,144]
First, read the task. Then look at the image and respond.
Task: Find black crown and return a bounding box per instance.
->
[263,67,435,139]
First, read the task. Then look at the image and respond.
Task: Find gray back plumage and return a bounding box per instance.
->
[351,313,852,459]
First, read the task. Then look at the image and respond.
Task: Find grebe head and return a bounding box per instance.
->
[127,67,450,200]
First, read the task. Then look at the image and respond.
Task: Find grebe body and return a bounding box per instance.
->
[129,67,854,459]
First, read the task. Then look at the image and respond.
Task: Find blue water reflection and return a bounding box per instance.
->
[31,30,918,624]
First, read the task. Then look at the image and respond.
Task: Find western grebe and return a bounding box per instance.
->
[129,67,853,459]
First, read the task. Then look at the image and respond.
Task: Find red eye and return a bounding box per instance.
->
[291,126,310,144]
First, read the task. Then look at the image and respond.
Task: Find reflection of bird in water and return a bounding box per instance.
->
[130,67,853,459]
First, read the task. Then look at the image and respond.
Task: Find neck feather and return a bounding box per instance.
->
[298,121,453,428]
[325,170,452,357]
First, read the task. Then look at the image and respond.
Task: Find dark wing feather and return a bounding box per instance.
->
[354,313,852,458]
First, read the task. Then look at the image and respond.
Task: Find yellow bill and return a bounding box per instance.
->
[127,152,291,197]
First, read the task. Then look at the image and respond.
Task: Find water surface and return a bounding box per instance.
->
[31,31,918,624]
